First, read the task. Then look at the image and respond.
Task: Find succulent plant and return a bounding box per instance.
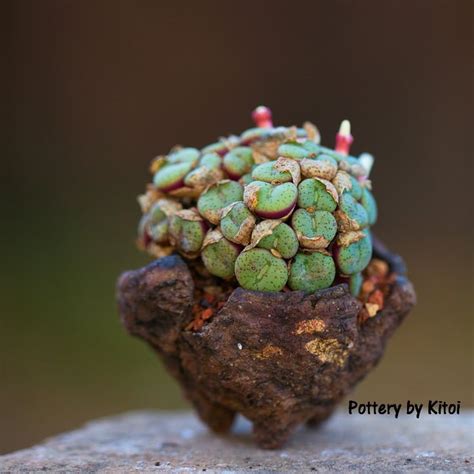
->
[197,180,243,224]
[168,209,207,259]
[167,147,200,165]
[297,178,338,213]
[251,161,292,184]
[235,248,288,292]
[136,107,378,296]
[244,181,298,219]
[153,161,193,192]
[122,110,417,450]
[300,154,338,180]
[334,230,372,275]
[223,146,254,180]
[255,222,299,259]
[137,198,182,251]
[220,201,256,245]
[288,251,336,293]
[201,228,240,279]
[291,209,337,249]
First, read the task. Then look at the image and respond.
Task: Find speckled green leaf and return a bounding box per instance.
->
[235,248,288,292]
[288,252,336,292]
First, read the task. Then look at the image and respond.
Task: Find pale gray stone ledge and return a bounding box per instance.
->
[1,410,473,473]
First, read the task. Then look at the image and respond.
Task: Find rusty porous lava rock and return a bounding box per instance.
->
[117,237,416,449]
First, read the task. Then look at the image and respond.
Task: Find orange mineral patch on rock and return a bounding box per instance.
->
[254,344,283,360]
[295,318,326,335]
[304,338,348,367]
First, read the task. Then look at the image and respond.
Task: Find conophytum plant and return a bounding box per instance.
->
[137,107,377,295]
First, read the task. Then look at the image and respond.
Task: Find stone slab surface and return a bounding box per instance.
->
[1,410,473,473]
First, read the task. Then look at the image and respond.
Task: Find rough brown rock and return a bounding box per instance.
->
[117,238,416,448]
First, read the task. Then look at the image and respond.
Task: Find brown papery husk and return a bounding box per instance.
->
[219,203,256,246]
[274,157,301,185]
[244,219,282,251]
[332,170,352,196]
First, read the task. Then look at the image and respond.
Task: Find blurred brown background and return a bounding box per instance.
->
[2,0,472,454]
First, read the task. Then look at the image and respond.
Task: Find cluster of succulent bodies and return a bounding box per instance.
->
[137,107,377,295]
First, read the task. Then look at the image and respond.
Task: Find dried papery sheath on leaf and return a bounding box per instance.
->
[337,230,366,247]
[274,157,301,185]
[168,209,207,259]
[184,163,224,190]
[149,155,168,173]
[300,155,338,180]
[197,180,243,224]
[335,231,372,275]
[137,185,165,213]
[123,106,415,449]
[335,192,369,232]
[251,161,293,184]
[297,178,339,212]
[145,243,174,258]
[303,121,321,144]
[332,170,353,195]
[292,209,337,249]
[257,222,299,259]
[250,135,283,163]
[244,219,283,251]
[168,186,203,199]
[138,198,182,246]
[339,158,367,178]
[220,201,256,245]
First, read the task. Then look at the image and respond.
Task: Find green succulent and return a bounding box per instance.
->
[361,187,378,225]
[257,222,299,259]
[291,209,337,249]
[336,192,369,231]
[201,229,240,280]
[349,272,363,297]
[288,251,336,293]
[278,142,314,160]
[153,162,193,192]
[300,155,338,181]
[297,178,338,213]
[251,161,292,184]
[168,209,207,259]
[199,153,222,169]
[335,231,372,275]
[220,201,256,245]
[223,147,254,180]
[137,107,379,296]
[138,198,182,246]
[235,248,288,292]
[197,180,243,224]
[167,147,200,165]
[244,181,298,219]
